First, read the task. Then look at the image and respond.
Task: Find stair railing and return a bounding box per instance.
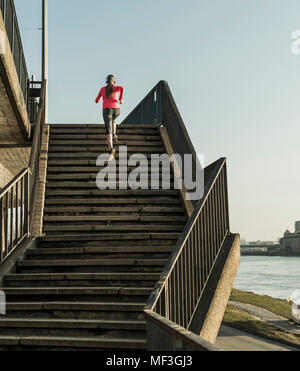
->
[145,158,230,330]
[0,169,30,262]
[0,79,46,264]
[122,81,202,207]
[122,81,232,347]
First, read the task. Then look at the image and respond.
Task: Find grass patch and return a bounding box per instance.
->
[230,289,291,319]
[223,305,300,349]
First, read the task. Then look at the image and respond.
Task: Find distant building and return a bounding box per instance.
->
[279,221,300,256]
[240,242,280,256]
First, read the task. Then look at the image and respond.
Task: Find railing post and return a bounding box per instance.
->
[0,197,5,262]
[24,171,30,236]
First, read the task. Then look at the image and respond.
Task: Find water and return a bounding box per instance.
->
[233,256,300,300]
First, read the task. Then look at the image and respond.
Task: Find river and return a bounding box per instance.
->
[233,256,300,300]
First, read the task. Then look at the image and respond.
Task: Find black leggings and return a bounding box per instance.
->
[103,108,121,135]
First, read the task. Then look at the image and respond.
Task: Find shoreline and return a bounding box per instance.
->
[241,253,300,257]
[223,289,300,349]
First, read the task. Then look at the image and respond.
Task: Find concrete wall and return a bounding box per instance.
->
[0,10,31,189]
[0,11,30,141]
[0,161,13,189]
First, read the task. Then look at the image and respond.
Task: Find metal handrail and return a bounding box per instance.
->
[145,158,230,331]
[0,168,30,263]
[28,79,46,232]
[122,82,232,337]
[0,80,46,263]
[28,80,46,170]
[122,81,201,206]
[121,81,163,126]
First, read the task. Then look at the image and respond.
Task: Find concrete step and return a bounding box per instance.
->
[0,318,146,329]
[45,189,180,196]
[3,287,153,303]
[16,258,168,273]
[48,159,167,166]
[24,252,169,262]
[46,173,173,180]
[0,318,146,338]
[4,273,160,288]
[50,134,160,141]
[47,166,171,174]
[31,246,173,254]
[43,215,186,223]
[4,301,146,320]
[48,146,164,153]
[44,206,183,213]
[38,238,176,249]
[39,232,180,243]
[47,152,165,159]
[49,124,157,129]
[45,183,176,191]
[49,128,159,135]
[16,259,168,268]
[49,140,162,146]
[42,224,184,233]
[0,335,146,350]
[44,198,182,206]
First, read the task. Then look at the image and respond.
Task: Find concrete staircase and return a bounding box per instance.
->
[0,124,188,350]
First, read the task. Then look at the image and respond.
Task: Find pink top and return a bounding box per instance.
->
[95,85,124,109]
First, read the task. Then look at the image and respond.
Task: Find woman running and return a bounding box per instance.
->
[95,75,124,157]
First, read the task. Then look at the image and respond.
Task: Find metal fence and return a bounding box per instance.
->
[122,81,232,343]
[122,81,202,206]
[0,0,28,105]
[0,80,46,264]
[121,82,163,126]
[0,169,30,262]
[145,158,230,329]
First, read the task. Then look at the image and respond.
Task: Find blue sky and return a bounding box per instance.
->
[15,0,300,241]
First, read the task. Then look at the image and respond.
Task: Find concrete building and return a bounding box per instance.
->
[280,221,300,256]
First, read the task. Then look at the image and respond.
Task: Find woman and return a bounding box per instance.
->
[95,75,124,157]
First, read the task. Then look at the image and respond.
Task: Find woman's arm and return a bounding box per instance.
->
[95,88,103,104]
[118,86,124,104]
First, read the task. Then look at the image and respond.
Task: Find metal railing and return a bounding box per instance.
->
[28,80,46,227]
[122,81,232,346]
[0,80,46,263]
[145,158,230,329]
[121,82,163,126]
[122,81,201,206]
[0,169,30,262]
[0,0,29,105]
[27,80,43,125]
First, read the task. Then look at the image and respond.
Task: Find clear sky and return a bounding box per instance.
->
[14,0,300,242]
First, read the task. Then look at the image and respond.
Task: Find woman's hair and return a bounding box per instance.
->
[106,75,116,99]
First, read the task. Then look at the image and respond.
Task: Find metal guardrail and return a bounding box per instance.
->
[0,168,30,262]
[145,158,230,329]
[0,80,46,263]
[124,81,231,347]
[122,81,201,206]
[0,0,29,105]
[121,82,163,126]
[27,80,43,125]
